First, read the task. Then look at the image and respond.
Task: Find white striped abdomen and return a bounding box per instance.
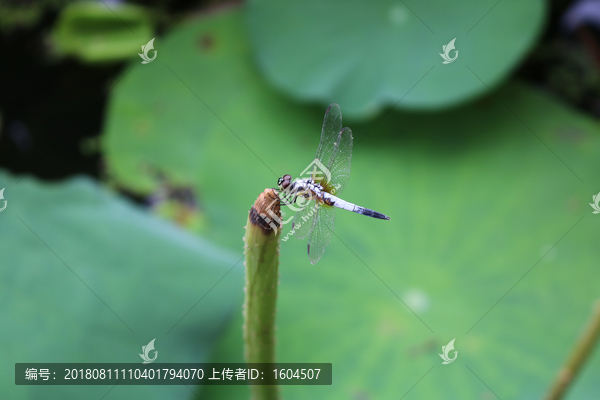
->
[321,192,390,220]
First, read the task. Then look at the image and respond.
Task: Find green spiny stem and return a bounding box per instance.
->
[544,299,600,400]
[243,189,282,400]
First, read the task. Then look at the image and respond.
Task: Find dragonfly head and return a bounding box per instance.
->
[277,174,292,191]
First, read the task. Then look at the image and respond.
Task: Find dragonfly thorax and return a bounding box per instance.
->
[276,176,324,205]
[291,179,322,196]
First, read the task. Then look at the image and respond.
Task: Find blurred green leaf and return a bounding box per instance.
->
[52,2,153,63]
[246,0,546,118]
[0,172,242,399]
[103,8,600,399]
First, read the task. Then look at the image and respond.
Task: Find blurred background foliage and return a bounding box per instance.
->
[246,0,545,116]
[1,0,600,399]
[52,2,153,62]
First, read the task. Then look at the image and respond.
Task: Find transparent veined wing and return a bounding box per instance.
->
[325,126,352,196]
[292,198,318,240]
[307,205,336,264]
[313,103,342,181]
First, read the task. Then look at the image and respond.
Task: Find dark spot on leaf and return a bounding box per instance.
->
[199,34,215,51]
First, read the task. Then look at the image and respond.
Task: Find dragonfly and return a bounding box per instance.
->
[277,103,390,264]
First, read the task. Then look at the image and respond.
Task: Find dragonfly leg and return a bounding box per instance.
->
[276,190,297,206]
[280,194,298,206]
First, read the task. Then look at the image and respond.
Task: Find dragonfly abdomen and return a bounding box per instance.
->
[355,207,390,220]
[324,193,390,220]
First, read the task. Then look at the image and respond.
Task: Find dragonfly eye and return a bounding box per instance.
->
[278,174,292,191]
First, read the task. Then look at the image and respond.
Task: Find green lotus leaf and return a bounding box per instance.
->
[52,2,153,63]
[0,172,242,399]
[245,0,546,118]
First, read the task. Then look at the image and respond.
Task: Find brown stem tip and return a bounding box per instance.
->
[249,189,282,234]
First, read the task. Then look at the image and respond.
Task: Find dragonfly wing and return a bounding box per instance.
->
[307,205,336,264]
[292,199,317,240]
[326,126,352,196]
[313,104,343,180]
